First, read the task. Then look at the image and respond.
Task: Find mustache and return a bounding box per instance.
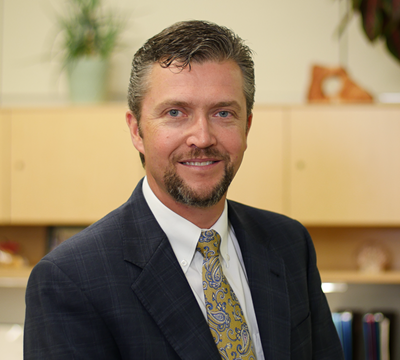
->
[173,148,230,162]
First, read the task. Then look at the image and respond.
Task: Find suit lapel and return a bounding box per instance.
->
[120,181,291,359]
[228,201,291,360]
[121,181,220,360]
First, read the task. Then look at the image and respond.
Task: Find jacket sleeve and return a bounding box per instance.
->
[24,259,120,360]
[304,229,345,360]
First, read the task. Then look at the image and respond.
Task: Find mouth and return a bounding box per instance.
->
[181,160,217,166]
[175,148,227,168]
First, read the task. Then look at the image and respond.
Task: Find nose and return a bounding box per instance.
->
[186,116,217,148]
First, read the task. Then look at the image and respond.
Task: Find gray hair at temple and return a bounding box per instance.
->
[127,20,255,165]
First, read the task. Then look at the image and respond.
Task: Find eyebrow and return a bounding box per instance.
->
[155,100,191,110]
[212,101,242,111]
[155,100,243,112]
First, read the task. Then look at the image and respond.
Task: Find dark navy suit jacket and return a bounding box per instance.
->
[24,179,344,359]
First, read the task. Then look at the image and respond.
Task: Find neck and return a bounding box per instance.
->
[167,200,226,229]
[148,185,226,229]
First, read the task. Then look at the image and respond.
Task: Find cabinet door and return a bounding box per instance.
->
[11,106,144,224]
[0,111,11,223]
[289,106,400,225]
[228,107,286,214]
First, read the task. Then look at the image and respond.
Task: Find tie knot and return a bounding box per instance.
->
[196,230,221,258]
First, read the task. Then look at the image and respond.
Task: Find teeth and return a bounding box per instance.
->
[184,161,214,166]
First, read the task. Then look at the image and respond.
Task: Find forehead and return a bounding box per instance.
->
[143,60,246,107]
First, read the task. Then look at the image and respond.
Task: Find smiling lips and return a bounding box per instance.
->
[175,147,229,168]
[181,161,216,166]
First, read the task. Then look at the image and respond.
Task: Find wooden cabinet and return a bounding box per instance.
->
[5,104,399,226]
[0,110,11,224]
[228,106,286,214]
[288,105,400,225]
[1,104,400,285]
[285,105,400,284]
[10,106,144,224]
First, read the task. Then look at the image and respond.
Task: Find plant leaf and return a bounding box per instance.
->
[336,6,354,38]
[352,0,363,10]
[56,0,126,66]
[385,25,400,62]
[382,0,400,35]
[360,0,384,41]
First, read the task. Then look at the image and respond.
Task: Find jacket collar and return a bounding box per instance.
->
[228,201,291,359]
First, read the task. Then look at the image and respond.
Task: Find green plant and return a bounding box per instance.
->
[337,0,400,63]
[56,0,125,65]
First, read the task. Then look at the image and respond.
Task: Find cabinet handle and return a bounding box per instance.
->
[14,161,25,171]
[296,160,306,170]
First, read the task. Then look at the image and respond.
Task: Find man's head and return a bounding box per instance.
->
[126,21,255,216]
[127,20,255,143]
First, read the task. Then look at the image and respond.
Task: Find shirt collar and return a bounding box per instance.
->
[142,176,229,271]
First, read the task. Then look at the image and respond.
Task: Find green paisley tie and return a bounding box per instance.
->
[197,230,256,360]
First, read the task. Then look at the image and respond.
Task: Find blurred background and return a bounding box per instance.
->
[1,0,400,359]
[0,0,400,106]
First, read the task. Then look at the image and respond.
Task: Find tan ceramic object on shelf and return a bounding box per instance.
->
[357,241,390,273]
[307,65,374,103]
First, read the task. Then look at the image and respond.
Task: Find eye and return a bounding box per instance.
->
[217,111,230,118]
[168,109,181,117]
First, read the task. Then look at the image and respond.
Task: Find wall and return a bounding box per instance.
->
[0,0,399,107]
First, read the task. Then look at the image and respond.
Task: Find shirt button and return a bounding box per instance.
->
[180,259,188,267]
[226,254,230,261]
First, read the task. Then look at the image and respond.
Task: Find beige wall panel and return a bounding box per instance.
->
[10,105,144,224]
[0,110,11,223]
[3,0,400,106]
[289,105,400,225]
[0,0,366,106]
[228,106,286,213]
[1,0,62,101]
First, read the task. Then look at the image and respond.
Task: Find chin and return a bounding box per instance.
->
[164,162,235,208]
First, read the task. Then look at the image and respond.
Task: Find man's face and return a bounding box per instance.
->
[127,60,252,210]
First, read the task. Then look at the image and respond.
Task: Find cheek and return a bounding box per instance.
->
[223,131,248,156]
[144,134,178,162]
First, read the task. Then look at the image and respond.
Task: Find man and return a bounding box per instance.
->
[24,20,344,359]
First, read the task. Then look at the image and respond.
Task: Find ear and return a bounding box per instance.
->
[246,113,253,135]
[126,111,145,155]
[244,113,253,149]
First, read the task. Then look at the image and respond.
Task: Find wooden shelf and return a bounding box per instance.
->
[320,270,400,284]
[0,267,32,288]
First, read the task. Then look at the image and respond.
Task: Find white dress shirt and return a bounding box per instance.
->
[142,177,265,360]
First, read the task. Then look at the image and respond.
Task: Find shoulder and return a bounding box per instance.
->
[44,179,150,263]
[227,199,313,258]
[227,199,306,233]
[45,203,125,262]
[29,209,123,293]
[35,184,146,277]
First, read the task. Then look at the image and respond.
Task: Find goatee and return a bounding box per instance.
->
[164,149,234,208]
